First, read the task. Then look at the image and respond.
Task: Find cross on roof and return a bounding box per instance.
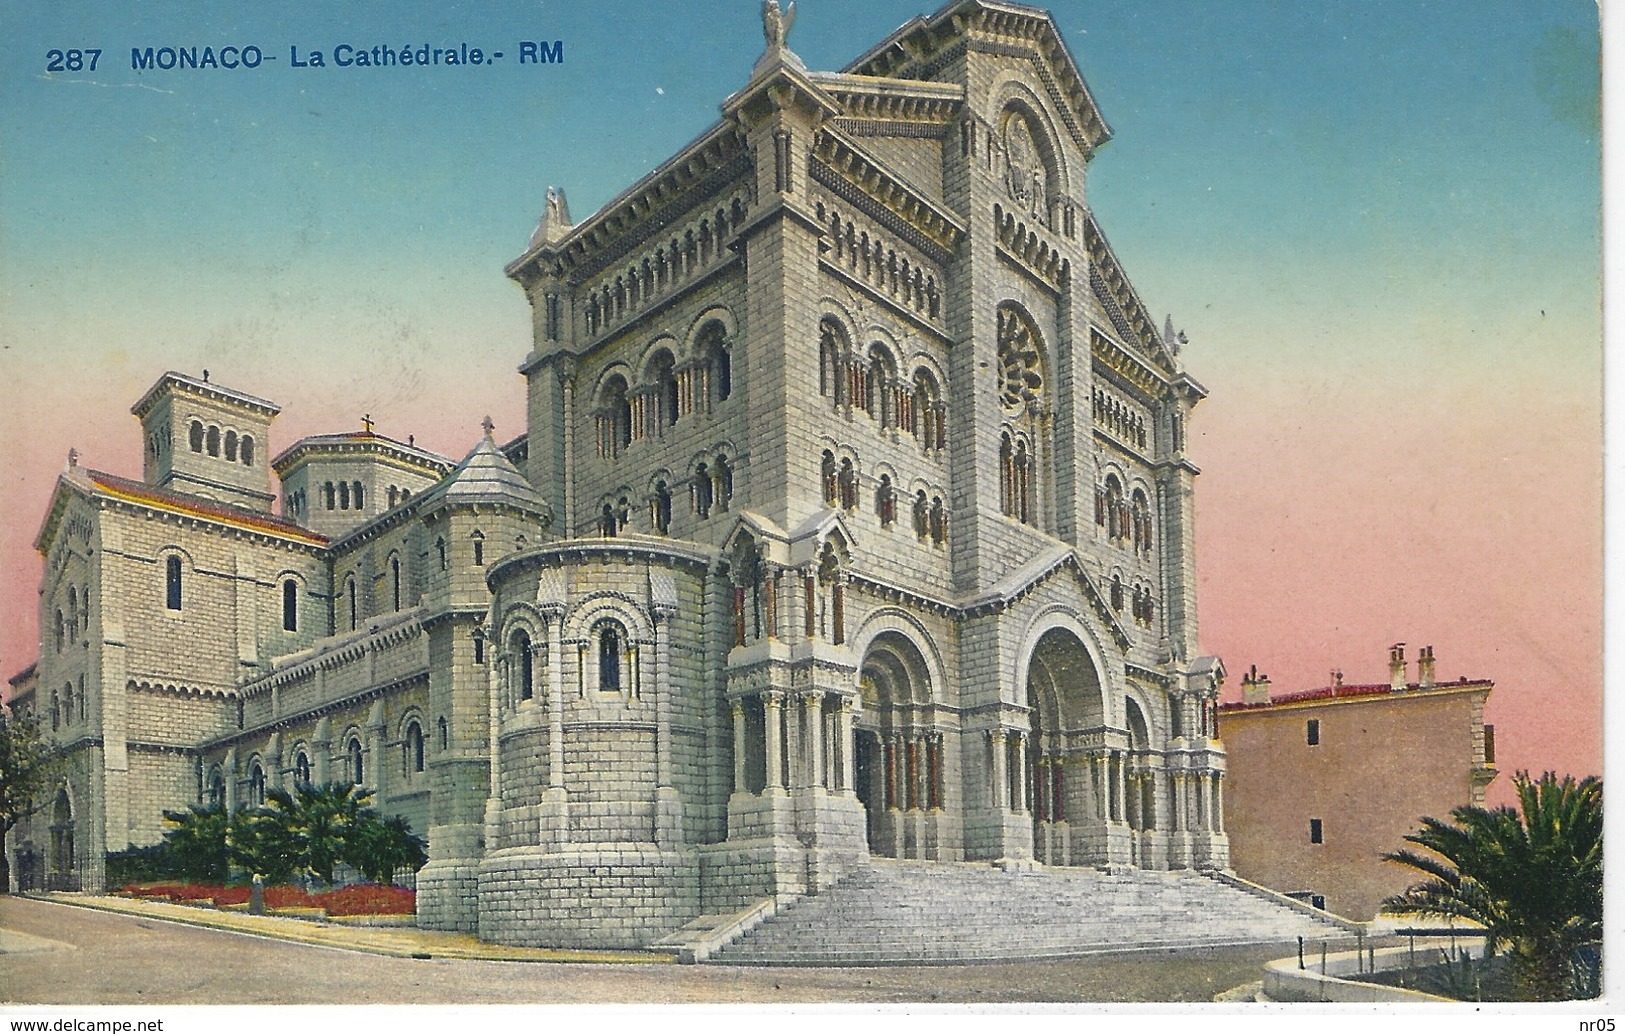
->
[361,414,374,434]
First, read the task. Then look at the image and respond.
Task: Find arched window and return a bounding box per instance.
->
[929,496,948,545]
[388,486,399,507]
[821,450,838,506]
[165,556,183,611]
[598,374,633,457]
[912,369,944,449]
[913,490,929,539]
[404,721,425,775]
[346,575,358,631]
[863,345,896,424]
[240,435,254,466]
[652,481,672,535]
[390,556,401,611]
[1131,489,1153,554]
[876,474,896,526]
[189,421,204,453]
[248,761,265,806]
[473,627,485,664]
[50,689,60,730]
[339,481,350,510]
[694,463,713,518]
[838,459,857,510]
[649,350,679,430]
[324,481,336,510]
[598,622,624,693]
[600,503,618,537]
[714,455,733,512]
[438,717,449,750]
[1108,476,1127,542]
[1110,573,1124,611]
[206,425,220,457]
[819,318,846,405]
[347,737,365,786]
[224,430,238,462]
[352,481,364,510]
[293,749,311,786]
[54,609,64,652]
[697,322,732,404]
[471,530,485,566]
[436,538,447,571]
[208,767,226,808]
[512,630,534,701]
[63,683,74,724]
[282,578,298,632]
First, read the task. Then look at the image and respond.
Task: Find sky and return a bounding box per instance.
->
[0,1,1603,800]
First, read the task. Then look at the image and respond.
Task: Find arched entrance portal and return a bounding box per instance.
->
[47,787,76,891]
[855,632,946,859]
[1025,625,1118,867]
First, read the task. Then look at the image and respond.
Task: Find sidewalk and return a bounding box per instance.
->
[33,893,676,964]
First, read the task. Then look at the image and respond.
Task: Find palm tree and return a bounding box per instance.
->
[263,782,375,886]
[159,804,231,883]
[1382,770,1602,1001]
[346,813,428,886]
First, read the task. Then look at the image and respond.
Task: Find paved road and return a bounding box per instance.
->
[0,896,1286,1004]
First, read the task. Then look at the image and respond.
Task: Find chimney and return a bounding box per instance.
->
[1242,664,1272,705]
[1389,643,1407,691]
[1418,645,1436,689]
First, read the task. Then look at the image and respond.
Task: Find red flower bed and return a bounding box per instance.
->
[116,882,412,915]
[313,884,415,916]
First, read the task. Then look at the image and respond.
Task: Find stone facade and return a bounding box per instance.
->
[1218,647,1497,921]
[8,1,1231,950]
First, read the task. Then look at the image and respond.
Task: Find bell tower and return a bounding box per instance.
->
[129,371,280,511]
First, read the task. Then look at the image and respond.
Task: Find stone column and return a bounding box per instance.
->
[989,730,1007,813]
[822,701,836,790]
[836,698,854,793]
[804,574,816,638]
[366,704,387,799]
[1092,753,1106,820]
[764,692,784,791]
[311,720,331,785]
[548,615,566,789]
[1014,734,1029,813]
[763,569,778,639]
[1113,751,1127,824]
[731,701,748,794]
[1212,773,1224,833]
[223,747,238,814]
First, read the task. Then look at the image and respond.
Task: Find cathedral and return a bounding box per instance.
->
[8,0,1229,950]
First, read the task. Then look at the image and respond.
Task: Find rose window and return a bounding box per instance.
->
[997,305,1043,411]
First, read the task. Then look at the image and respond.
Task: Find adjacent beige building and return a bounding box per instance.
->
[1218,645,1496,922]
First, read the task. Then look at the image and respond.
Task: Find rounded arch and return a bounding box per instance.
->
[850,609,949,705]
[399,710,427,775]
[342,728,366,786]
[860,631,934,709]
[988,77,1074,197]
[683,305,739,355]
[564,592,654,645]
[1123,683,1168,753]
[246,754,267,806]
[1014,607,1116,733]
[289,742,312,786]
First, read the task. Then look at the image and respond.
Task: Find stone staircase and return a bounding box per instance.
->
[711,859,1355,966]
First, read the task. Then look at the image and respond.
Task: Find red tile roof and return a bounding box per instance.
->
[86,471,328,546]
